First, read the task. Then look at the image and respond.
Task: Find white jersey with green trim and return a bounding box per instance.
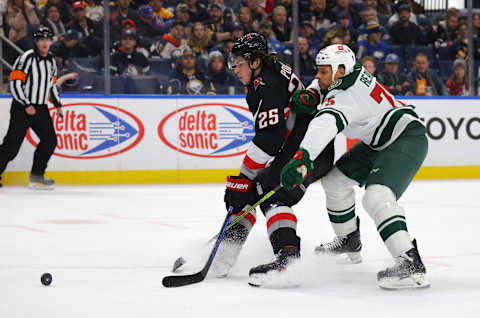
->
[301,63,423,160]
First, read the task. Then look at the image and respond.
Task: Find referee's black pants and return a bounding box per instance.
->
[0,101,57,180]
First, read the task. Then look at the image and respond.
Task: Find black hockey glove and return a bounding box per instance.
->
[224,175,259,213]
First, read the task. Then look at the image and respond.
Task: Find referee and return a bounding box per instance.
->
[0,26,63,190]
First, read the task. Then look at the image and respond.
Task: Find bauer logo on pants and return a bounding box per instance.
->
[158,103,254,158]
[26,103,144,159]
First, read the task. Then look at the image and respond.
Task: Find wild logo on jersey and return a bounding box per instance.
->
[26,103,144,159]
[158,103,254,158]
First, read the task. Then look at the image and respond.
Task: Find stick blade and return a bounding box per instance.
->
[162,272,205,288]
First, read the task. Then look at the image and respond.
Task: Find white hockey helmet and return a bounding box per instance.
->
[315,44,356,81]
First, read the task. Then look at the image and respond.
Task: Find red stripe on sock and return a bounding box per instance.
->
[266,213,297,229]
[243,155,267,170]
[233,212,256,227]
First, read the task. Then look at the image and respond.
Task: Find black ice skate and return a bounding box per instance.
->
[314,217,362,263]
[29,175,55,190]
[377,239,430,290]
[248,245,300,288]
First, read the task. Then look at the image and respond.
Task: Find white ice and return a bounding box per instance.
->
[1,180,479,318]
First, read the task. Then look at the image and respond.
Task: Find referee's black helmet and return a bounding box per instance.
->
[33,26,54,40]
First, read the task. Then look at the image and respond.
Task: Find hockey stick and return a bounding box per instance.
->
[162,185,281,288]
[162,206,234,288]
[207,184,282,243]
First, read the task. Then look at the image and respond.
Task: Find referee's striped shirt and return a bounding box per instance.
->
[9,49,62,108]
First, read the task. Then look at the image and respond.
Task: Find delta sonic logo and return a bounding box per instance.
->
[158,103,254,158]
[26,103,144,159]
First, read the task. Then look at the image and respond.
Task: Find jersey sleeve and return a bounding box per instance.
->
[240,81,289,180]
[9,52,32,106]
[300,94,356,160]
[49,60,62,108]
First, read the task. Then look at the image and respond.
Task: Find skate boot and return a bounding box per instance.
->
[29,174,55,190]
[210,223,249,277]
[314,217,362,263]
[248,245,300,288]
[377,239,430,290]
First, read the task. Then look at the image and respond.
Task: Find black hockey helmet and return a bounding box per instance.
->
[33,26,54,40]
[231,32,267,61]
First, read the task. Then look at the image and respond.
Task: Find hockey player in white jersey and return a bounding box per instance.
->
[280,44,430,290]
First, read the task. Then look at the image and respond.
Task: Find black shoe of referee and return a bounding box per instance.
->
[29,174,55,190]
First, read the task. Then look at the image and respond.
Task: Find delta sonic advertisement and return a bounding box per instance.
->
[26,102,144,160]
[158,102,254,166]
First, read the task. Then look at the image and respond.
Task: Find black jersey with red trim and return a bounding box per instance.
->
[240,60,309,182]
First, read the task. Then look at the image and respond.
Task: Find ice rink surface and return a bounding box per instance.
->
[1,180,479,318]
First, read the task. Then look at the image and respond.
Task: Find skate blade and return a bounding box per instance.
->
[378,273,430,290]
[28,183,54,190]
[314,249,362,264]
[248,272,300,289]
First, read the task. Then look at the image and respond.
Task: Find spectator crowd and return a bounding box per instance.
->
[2,0,480,95]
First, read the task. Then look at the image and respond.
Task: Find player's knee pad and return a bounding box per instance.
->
[322,167,357,209]
[362,184,404,221]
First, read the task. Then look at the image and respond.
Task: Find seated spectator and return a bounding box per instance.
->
[39,0,72,24]
[5,0,40,50]
[237,6,257,33]
[111,30,150,76]
[246,0,274,15]
[168,49,212,95]
[361,55,377,76]
[245,0,269,22]
[376,0,393,17]
[108,1,122,45]
[387,0,419,27]
[188,22,215,60]
[220,38,234,60]
[298,36,316,76]
[205,2,233,43]
[51,29,90,63]
[357,6,390,43]
[151,0,174,26]
[152,20,190,59]
[136,5,163,46]
[473,13,480,37]
[84,0,104,22]
[300,20,321,58]
[162,4,192,35]
[258,20,286,54]
[356,21,389,61]
[117,0,140,26]
[322,26,348,47]
[388,2,425,45]
[331,0,363,29]
[115,19,151,57]
[450,22,480,60]
[408,52,444,95]
[206,51,236,94]
[338,11,358,48]
[185,0,209,23]
[271,5,292,43]
[42,3,66,42]
[232,23,245,40]
[426,8,458,46]
[362,0,388,26]
[66,1,103,56]
[376,53,413,95]
[446,59,470,96]
[310,0,336,37]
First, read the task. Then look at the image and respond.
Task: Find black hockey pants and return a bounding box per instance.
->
[0,101,57,180]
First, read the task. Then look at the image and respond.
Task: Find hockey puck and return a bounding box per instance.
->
[172,257,186,272]
[41,273,52,286]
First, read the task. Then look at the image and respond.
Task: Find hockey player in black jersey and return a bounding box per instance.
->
[213,32,334,287]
